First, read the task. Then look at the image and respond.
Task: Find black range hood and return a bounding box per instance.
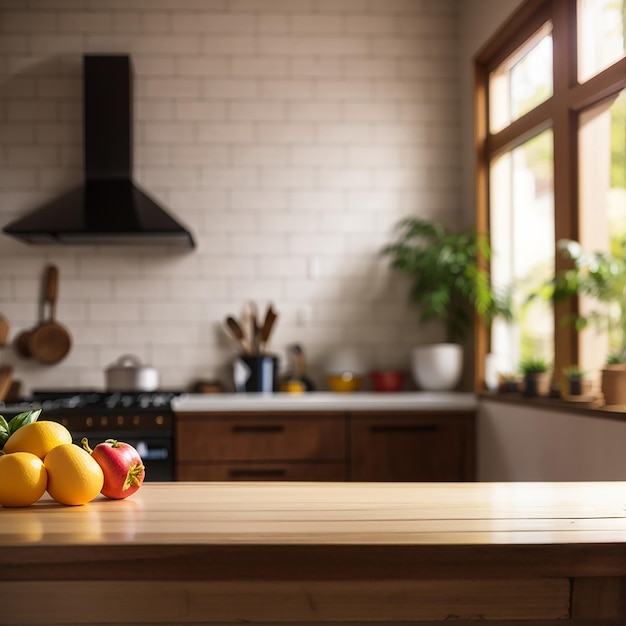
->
[3,55,195,248]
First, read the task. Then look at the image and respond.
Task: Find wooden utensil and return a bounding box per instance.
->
[247,301,260,355]
[241,303,257,355]
[13,271,47,358]
[258,305,278,354]
[0,314,8,347]
[0,366,13,403]
[225,316,251,355]
[14,266,51,359]
[29,265,72,365]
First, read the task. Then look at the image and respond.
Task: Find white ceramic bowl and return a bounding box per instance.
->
[410,344,462,391]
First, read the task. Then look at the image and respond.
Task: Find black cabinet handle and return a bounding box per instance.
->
[369,424,439,434]
[228,468,287,479]
[231,424,285,434]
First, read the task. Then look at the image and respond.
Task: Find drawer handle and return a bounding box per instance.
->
[229,468,287,478]
[232,424,285,434]
[369,424,439,434]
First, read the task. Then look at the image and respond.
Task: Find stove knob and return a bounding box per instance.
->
[117,416,124,426]
[133,415,140,426]
[156,415,164,426]
[61,419,69,427]
[100,416,108,427]
[86,417,93,427]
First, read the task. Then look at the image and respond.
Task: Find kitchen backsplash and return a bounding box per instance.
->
[0,0,462,394]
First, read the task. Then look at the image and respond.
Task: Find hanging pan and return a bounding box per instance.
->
[29,265,72,365]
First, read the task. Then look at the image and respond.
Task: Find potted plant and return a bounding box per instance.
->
[519,357,551,397]
[562,365,588,396]
[498,372,521,393]
[601,352,626,405]
[381,217,512,390]
[537,238,626,405]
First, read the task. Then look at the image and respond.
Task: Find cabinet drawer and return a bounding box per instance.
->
[350,412,475,482]
[176,414,345,462]
[177,462,346,481]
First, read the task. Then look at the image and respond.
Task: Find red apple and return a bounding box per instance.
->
[82,438,145,499]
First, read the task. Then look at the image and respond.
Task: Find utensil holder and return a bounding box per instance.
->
[234,354,279,393]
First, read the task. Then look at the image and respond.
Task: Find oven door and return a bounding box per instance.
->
[71,431,175,482]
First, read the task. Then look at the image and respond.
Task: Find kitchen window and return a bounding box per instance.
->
[475,0,626,388]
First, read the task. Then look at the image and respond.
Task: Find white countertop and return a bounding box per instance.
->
[172,391,477,412]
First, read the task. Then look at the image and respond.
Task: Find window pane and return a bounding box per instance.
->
[489,24,553,133]
[578,89,626,369]
[578,0,626,82]
[490,130,555,374]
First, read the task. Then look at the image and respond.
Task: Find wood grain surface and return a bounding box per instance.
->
[3,481,626,625]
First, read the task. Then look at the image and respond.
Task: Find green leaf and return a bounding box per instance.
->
[381,216,512,342]
[7,409,42,434]
[0,416,9,448]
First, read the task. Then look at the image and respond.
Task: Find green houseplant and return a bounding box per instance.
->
[382,217,512,390]
[536,238,626,404]
[545,239,626,355]
[519,357,552,397]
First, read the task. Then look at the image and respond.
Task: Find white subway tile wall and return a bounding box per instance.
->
[0,0,461,394]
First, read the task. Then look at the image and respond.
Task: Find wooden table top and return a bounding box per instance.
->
[4,481,626,581]
[3,480,626,546]
[8,481,626,625]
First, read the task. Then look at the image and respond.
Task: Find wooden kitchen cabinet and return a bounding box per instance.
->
[176,412,347,481]
[175,408,476,482]
[349,411,476,482]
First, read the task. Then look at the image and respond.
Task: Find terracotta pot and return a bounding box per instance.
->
[601,364,626,406]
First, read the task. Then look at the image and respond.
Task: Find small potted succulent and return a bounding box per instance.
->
[520,357,551,397]
[562,365,588,396]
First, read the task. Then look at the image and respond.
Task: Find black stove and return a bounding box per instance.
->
[33,390,178,412]
[24,390,180,482]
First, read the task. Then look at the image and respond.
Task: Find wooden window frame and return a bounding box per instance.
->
[474,0,626,390]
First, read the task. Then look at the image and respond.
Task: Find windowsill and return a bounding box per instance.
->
[479,391,626,422]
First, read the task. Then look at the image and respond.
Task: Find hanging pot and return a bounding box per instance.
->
[29,265,72,365]
[105,354,159,392]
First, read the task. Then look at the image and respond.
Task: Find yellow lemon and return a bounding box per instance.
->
[44,443,104,506]
[4,420,72,460]
[0,452,48,507]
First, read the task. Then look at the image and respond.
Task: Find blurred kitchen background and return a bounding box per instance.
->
[0,0,521,394]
